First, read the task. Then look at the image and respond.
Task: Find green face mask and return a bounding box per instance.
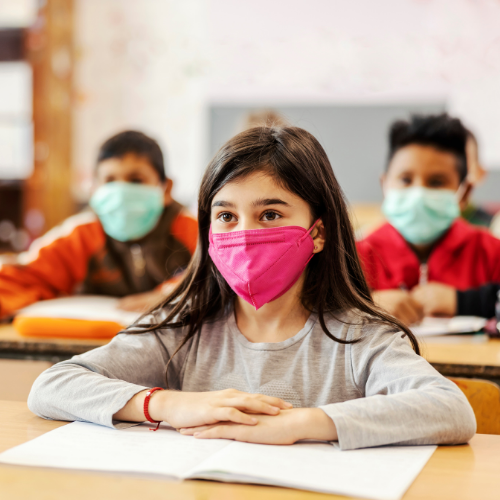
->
[382,186,460,245]
[90,182,164,242]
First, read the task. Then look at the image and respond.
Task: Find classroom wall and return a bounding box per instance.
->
[208,0,500,170]
[72,0,207,207]
[72,0,500,208]
[210,103,445,203]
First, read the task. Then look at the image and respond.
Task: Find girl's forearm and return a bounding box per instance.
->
[113,389,168,422]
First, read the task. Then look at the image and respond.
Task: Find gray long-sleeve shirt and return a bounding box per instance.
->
[28,308,476,450]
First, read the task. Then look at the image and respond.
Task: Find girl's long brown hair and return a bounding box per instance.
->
[128,126,419,385]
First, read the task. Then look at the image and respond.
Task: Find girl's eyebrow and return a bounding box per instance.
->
[252,198,291,208]
[212,200,235,208]
[211,198,291,209]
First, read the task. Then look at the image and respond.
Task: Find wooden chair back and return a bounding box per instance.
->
[449,377,500,435]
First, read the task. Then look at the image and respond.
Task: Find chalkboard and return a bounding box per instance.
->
[209,104,447,204]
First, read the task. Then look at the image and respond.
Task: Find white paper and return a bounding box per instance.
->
[16,296,141,327]
[0,421,436,500]
[0,422,230,478]
[411,316,486,337]
[189,440,436,500]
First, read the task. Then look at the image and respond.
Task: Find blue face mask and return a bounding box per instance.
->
[382,186,460,245]
[90,182,164,242]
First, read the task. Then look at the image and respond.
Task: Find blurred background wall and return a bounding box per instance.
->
[73,0,207,207]
[210,104,446,203]
[1,0,500,249]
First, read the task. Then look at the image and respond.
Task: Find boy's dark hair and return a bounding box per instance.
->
[387,113,468,182]
[97,130,167,182]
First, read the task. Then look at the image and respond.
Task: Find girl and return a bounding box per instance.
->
[28,126,476,450]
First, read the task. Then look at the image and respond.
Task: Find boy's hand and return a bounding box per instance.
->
[118,279,182,312]
[372,289,424,326]
[179,408,338,445]
[411,282,457,317]
[117,290,166,312]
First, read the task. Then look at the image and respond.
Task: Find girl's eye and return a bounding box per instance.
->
[217,212,236,223]
[261,211,281,221]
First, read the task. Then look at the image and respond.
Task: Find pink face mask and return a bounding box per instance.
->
[209,221,319,310]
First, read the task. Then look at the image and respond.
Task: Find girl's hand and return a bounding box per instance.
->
[178,408,338,445]
[150,389,293,429]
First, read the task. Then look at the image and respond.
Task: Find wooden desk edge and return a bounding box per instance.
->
[430,362,500,379]
[1,401,500,500]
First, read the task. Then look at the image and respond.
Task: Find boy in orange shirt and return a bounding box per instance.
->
[0,131,197,318]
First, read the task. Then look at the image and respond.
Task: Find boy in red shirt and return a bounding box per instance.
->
[357,114,500,325]
[0,131,197,318]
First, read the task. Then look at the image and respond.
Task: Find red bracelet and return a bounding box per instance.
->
[143,387,163,431]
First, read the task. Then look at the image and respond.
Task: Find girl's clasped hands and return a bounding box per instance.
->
[145,388,335,445]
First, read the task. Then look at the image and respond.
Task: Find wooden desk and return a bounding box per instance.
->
[3,320,500,381]
[349,203,384,235]
[1,401,499,500]
[0,324,107,362]
[423,334,500,380]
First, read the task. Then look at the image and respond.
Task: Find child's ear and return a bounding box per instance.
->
[380,173,387,196]
[312,219,326,254]
[457,180,473,211]
[163,179,174,206]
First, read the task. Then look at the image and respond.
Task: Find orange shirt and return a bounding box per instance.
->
[0,202,197,318]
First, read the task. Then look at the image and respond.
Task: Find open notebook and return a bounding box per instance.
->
[411,316,487,337]
[13,296,141,339]
[0,421,436,500]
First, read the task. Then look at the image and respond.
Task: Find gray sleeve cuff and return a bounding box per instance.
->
[98,384,149,428]
[319,403,357,450]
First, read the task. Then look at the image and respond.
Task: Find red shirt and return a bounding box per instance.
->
[356,219,500,291]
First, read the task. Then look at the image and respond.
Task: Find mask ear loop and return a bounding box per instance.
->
[299,218,322,243]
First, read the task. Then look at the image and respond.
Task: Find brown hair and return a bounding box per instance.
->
[241,109,289,130]
[97,130,167,182]
[130,126,419,384]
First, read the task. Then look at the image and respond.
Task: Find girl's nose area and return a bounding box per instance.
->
[239,218,262,231]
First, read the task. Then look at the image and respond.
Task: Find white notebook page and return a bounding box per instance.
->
[411,316,486,337]
[0,421,436,500]
[0,422,230,478]
[190,440,436,500]
[16,296,140,326]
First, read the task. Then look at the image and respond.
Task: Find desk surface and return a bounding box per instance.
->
[0,324,106,361]
[1,401,499,500]
[422,334,500,378]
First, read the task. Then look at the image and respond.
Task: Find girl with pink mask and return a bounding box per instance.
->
[28,127,475,450]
